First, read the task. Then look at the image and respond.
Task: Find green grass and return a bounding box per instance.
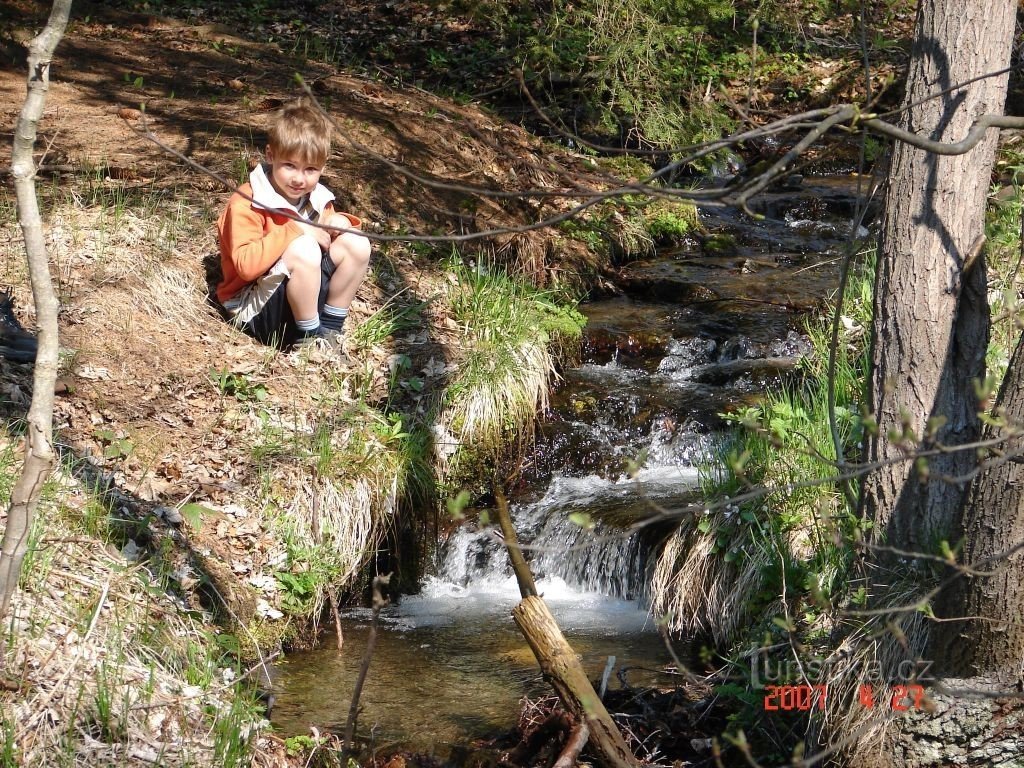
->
[435,256,584,488]
[985,145,1024,388]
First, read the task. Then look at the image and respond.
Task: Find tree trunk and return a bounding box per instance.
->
[932,330,1024,680]
[863,0,1016,553]
[0,0,72,626]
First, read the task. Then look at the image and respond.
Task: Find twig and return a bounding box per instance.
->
[343,572,391,754]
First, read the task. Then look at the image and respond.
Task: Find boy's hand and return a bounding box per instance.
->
[322,212,360,241]
[297,221,332,250]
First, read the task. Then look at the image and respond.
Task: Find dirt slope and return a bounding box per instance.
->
[0,0,622,638]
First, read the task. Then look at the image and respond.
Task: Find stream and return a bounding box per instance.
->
[270,175,869,754]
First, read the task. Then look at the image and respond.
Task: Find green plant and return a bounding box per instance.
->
[0,714,17,768]
[212,694,260,768]
[643,200,698,242]
[348,295,429,349]
[210,367,268,403]
[285,733,322,757]
[436,256,585,486]
[275,569,317,615]
[93,427,134,460]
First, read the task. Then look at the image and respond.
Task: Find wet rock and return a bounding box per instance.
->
[657,337,717,373]
[690,356,803,385]
[717,330,812,363]
[616,260,721,304]
[717,335,760,361]
[768,330,813,358]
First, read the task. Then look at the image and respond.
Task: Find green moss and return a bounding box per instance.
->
[643,200,698,243]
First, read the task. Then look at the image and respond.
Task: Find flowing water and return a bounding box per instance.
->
[271,175,870,752]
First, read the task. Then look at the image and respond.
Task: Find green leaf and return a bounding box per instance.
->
[568,512,594,529]
[180,503,216,530]
[446,490,472,520]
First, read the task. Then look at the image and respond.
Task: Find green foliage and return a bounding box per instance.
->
[703,252,876,633]
[446,256,585,350]
[210,367,268,403]
[0,715,16,768]
[522,0,741,149]
[275,570,319,615]
[285,734,322,757]
[597,154,656,180]
[349,295,429,350]
[212,693,262,768]
[93,427,135,460]
[642,200,698,243]
[438,254,585,486]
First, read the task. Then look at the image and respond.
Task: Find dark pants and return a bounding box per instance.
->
[240,253,336,348]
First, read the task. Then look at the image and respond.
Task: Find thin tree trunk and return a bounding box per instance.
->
[933,329,1024,679]
[0,0,72,627]
[863,0,1015,552]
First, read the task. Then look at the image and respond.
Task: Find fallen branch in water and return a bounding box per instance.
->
[343,572,391,754]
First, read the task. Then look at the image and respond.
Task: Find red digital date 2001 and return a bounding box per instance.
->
[763,684,827,711]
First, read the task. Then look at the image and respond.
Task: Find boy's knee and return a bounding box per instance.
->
[282,234,322,271]
[331,232,371,266]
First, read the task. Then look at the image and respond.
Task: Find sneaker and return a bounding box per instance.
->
[291,330,349,365]
[322,329,351,365]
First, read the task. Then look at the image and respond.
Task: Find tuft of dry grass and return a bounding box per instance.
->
[650,514,767,646]
[806,584,930,765]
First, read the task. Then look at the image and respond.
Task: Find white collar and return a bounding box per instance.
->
[248,163,335,216]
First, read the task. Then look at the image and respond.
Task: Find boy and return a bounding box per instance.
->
[216,99,371,356]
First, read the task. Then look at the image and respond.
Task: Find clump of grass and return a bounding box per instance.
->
[642,198,699,244]
[433,256,585,487]
[250,393,423,621]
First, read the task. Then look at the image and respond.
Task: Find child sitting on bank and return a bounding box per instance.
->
[215,99,371,356]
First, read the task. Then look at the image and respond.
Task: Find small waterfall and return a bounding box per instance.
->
[273,175,871,748]
[435,415,706,603]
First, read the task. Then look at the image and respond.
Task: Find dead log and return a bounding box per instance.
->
[512,595,639,768]
[495,488,640,768]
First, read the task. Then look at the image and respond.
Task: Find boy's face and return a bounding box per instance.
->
[265,146,325,205]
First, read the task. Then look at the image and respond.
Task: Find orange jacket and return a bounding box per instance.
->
[215,168,362,304]
[216,182,312,303]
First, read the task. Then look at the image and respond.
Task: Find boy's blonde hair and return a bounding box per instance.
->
[267,99,331,166]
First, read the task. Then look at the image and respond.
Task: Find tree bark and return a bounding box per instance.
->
[0,0,72,626]
[863,0,1015,552]
[933,330,1024,679]
[495,489,638,768]
[511,596,638,768]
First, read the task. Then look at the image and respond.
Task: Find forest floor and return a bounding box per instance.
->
[0,0,912,765]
